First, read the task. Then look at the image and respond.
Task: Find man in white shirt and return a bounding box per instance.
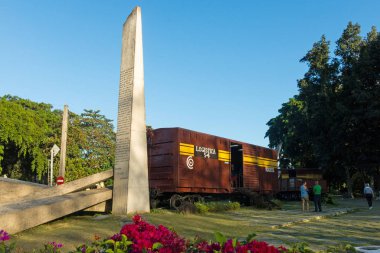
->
[363,183,375,210]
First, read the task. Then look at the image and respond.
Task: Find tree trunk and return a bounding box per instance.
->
[374,166,380,197]
[345,167,354,198]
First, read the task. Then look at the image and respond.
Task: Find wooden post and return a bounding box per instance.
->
[59,105,69,177]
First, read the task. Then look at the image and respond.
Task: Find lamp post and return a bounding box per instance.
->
[50,144,60,186]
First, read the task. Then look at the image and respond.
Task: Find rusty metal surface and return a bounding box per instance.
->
[148,128,278,195]
[279,168,327,192]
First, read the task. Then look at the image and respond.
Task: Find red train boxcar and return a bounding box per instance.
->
[148,128,279,206]
[277,168,328,200]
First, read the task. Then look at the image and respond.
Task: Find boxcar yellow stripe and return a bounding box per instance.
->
[244,162,277,167]
[243,155,277,167]
[243,155,277,163]
[179,143,194,156]
[243,155,277,162]
[180,152,194,156]
[244,163,277,168]
[218,150,230,162]
[180,143,194,148]
[219,154,230,160]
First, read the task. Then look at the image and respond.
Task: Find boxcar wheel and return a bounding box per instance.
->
[179,201,196,214]
[191,194,204,203]
[150,199,158,209]
[170,194,183,210]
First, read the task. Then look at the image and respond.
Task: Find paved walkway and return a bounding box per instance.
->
[252,198,380,250]
[229,200,354,228]
[269,207,355,229]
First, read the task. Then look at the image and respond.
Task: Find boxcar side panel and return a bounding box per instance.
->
[148,128,178,192]
[242,165,260,190]
[259,167,279,192]
[280,168,327,193]
[242,144,278,193]
[242,144,260,190]
[177,128,231,193]
[218,138,231,191]
[259,148,279,193]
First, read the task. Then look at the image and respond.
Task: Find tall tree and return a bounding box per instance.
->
[332,23,366,196]
[266,97,317,168]
[64,109,116,181]
[292,36,338,171]
[350,28,380,189]
[266,23,379,194]
[0,95,60,180]
[0,95,116,183]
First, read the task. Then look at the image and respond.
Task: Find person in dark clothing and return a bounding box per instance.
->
[313,180,322,212]
[363,183,374,209]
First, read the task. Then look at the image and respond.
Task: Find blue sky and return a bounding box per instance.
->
[1,1,379,147]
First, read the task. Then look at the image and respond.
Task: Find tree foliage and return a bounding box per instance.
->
[65,109,116,181]
[0,95,116,182]
[0,95,59,180]
[266,22,380,193]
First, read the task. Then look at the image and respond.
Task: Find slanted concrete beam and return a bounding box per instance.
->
[0,188,112,234]
[0,178,49,203]
[0,169,113,204]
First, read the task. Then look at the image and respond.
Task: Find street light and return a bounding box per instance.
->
[49,144,60,186]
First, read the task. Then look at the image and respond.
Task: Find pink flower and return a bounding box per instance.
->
[191,238,287,253]
[111,233,122,241]
[119,215,186,253]
[79,245,86,253]
[48,241,63,249]
[0,230,10,242]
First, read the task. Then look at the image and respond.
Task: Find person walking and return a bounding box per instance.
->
[363,183,374,209]
[300,181,309,211]
[313,180,322,212]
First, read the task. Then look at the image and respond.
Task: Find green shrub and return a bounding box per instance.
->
[287,242,315,253]
[270,199,283,209]
[194,202,209,214]
[287,242,356,253]
[324,194,336,205]
[225,201,240,211]
[206,202,218,211]
[194,201,240,213]
[150,208,168,214]
[325,244,356,253]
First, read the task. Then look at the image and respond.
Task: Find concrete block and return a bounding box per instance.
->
[0,178,48,203]
[1,169,113,204]
[84,200,112,212]
[0,188,112,234]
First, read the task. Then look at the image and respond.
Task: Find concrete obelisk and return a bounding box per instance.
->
[112,6,150,214]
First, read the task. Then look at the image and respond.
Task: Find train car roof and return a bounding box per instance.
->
[153,127,275,152]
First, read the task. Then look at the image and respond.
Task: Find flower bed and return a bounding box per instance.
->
[0,215,355,253]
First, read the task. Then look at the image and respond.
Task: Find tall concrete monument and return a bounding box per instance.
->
[112,6,150,214]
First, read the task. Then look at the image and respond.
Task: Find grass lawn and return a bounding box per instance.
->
[11,197,380,252]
